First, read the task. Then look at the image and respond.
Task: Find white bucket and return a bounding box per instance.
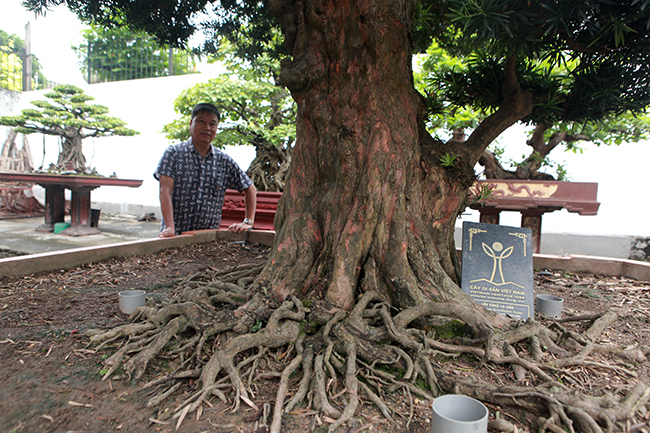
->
[536,294,563,318]
[118,290,146,315]
[431,394,488,433]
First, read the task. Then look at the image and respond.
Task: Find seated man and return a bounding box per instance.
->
[154,103,256,237]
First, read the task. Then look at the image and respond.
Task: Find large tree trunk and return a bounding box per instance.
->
[257,0,479,310]
[56,136,86,171]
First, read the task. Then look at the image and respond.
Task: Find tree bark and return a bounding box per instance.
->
[246,141,292,192]
[56,136,86,171]
[479,123,590,180]
[258,0,531,314]
[255,0,472,311]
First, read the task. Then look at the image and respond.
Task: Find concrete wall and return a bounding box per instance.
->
[0,87,21,142]
[0,87,20,114]
[541,233,634,259]
[631,237,650,262]
[92,201,161,219]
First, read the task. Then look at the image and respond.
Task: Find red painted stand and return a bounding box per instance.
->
[470,180,600,253]
[221,190,281,231]
[0,172,143,236]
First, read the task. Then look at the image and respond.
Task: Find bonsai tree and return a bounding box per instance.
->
[163,45,295,192]
[24,1,650,432]
[477,113,650,180]
[0,84,139,173]
[419,36,650,180]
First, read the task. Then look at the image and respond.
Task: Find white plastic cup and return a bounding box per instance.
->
[118,290,146,315]
[431,394,488,433]
[536,294,563,318]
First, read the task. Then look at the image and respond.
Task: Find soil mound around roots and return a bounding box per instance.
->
[1,240,649,432]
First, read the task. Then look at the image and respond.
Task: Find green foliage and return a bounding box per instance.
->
[441,0,650,123]
[0,84,138,137]
[489,144,506,160]
[0,31,23,91]
[440,153,458,167]
[163,45,295,151]
[24,0,283,61]
[555,163,569,181]
[415,41,485,137]
[467,182,495,207]
[163,76,295,149]
[0,29,48,91]
[558,113,650,148]
[250,320,264,333]
[415,1,650,179]
[411,0,452,53]
[73,25,198,84]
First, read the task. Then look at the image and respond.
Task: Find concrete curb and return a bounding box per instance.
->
[533,253,650,282]
[0,229,275,278]
[1,230,648,282]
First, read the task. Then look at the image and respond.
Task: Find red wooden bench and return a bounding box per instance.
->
[469,180,600,253]
[221,190,281,231]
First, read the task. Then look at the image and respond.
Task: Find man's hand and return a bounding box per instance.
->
[228,222,252,233]
[158,226,176,238]
[158,176,176,239]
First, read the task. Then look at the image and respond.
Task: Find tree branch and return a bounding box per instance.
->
[462,50,533,165]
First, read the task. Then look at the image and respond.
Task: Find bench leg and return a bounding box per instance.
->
[62,186,100,236]
[479,209,501,225]
[35,185,65,232]
[521,211,544,254]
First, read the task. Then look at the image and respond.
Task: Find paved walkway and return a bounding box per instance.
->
[0,215,161,257]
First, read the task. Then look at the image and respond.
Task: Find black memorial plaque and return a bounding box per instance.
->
[461,221,534,319]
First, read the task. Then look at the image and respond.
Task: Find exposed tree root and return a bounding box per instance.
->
[86,265,650,432]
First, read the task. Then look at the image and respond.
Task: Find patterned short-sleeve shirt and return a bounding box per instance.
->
[154,139,253,235]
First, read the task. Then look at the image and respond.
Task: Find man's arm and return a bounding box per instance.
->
[158,175,176,237]
[244,183,257,223]
[228,183,257,233]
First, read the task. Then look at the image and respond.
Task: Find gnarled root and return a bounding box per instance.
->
[86,267,649,432]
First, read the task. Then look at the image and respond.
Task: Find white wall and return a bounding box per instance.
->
[8,73,650,240]
[18,74,256,208]
[0,88,21,147]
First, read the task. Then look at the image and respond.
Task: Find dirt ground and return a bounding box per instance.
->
[1,240,649,433]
